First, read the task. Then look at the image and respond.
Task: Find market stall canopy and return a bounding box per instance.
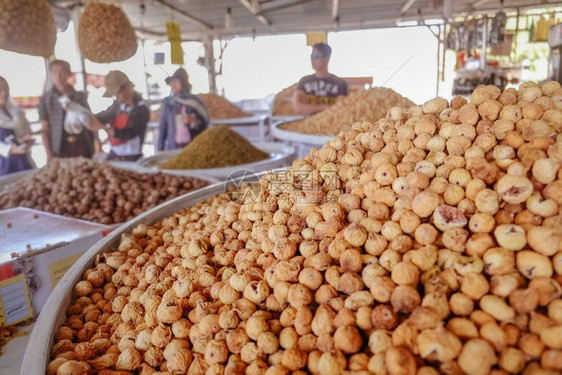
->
[49,0,562,41]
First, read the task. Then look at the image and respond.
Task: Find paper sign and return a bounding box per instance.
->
[306,32,327,46]
[167,22,184,65]
[170,41,184,65]
[0,274,33,326]
[48,252,85,290]
[167,22,181,41]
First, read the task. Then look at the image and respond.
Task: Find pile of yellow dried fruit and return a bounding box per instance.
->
[272,84,298,116]
[48,81,562,375]
[198,94,251,119]
[279,87,415,136]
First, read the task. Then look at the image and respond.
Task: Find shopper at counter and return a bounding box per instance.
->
[292,43,348,116]
[89,70,149,161]
[39,60,96,161]
[0,76,35,176]
[157,68,210,151]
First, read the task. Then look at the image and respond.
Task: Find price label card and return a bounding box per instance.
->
[48,252,84,290]
[167,22,184,65]
[0,274,33,326]
[166,22,181,41]
[306,32,326,46]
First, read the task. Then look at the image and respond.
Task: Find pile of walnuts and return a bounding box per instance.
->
[279,87,415,136]
[0,0,56,57]
[48,81,562,375]
[78,1,137,63]
[0,158,209,224]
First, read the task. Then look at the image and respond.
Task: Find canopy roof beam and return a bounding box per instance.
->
[400,0,418,15]
[239,0,271,25]
[151,0,214,30]
[332,0,339,21]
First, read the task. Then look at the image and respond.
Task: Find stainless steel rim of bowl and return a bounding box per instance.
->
[270,122,333,145]
[20,172,268,374]
[137,142,296,178]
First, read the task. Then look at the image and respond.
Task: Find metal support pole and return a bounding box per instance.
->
[204,35,217,94]
[441,25,447,84]
[481,17,488,70]
[141,38,151,106]
[44,59,53,91]
[70,6,87,92]
[513,8,520,62]
[436,24,442,97]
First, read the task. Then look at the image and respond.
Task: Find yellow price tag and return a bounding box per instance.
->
[166,22,181,41]
[170,41,184,65]
[48,252,84,290]
[306,32,327,46]
[166,22,184,65]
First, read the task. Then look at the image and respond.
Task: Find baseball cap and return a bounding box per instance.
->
[103,70,132,97]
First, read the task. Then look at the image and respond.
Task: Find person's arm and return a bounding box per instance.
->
[75,91,91,111]
[112,106,149,141]
[91,102,120,137]
[190,97,210,130]
[95,102,118,125]
[71,92,102,142]
[40,120,53,161]
[87,114,108,132]
[157,104,168,152]
[38,97,54,161]
[15,109,33,153]
[292,89,329,116]
[7,143,28,155]
[0,140,28,156]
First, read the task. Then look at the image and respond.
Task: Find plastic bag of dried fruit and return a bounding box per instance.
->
[0,0,56,57]
[78,0,138,63]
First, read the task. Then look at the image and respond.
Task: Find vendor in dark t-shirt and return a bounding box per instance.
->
[292,43,348,116]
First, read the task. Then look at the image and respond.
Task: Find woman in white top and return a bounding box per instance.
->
[0,76,34,176]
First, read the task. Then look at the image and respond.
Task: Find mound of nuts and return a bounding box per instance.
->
[78,1,137,63]
[198,94,251,119]
[0,158,209,224]
[0,0,56,57]
[279,87,415,135]
[272,84,298,116]
[48,81,562,374]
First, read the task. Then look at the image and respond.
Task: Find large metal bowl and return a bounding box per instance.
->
[137,142,296,179]
[106,160,221,185]
[270,120,333,145]
[20,176,259,374]
[0,168,37,194]
[270,121,334,159]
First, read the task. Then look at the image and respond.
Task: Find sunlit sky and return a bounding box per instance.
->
[2,22,449,112]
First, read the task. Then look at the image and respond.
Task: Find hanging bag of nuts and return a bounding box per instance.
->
[0,0,56,57]
[78,0,138,63]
